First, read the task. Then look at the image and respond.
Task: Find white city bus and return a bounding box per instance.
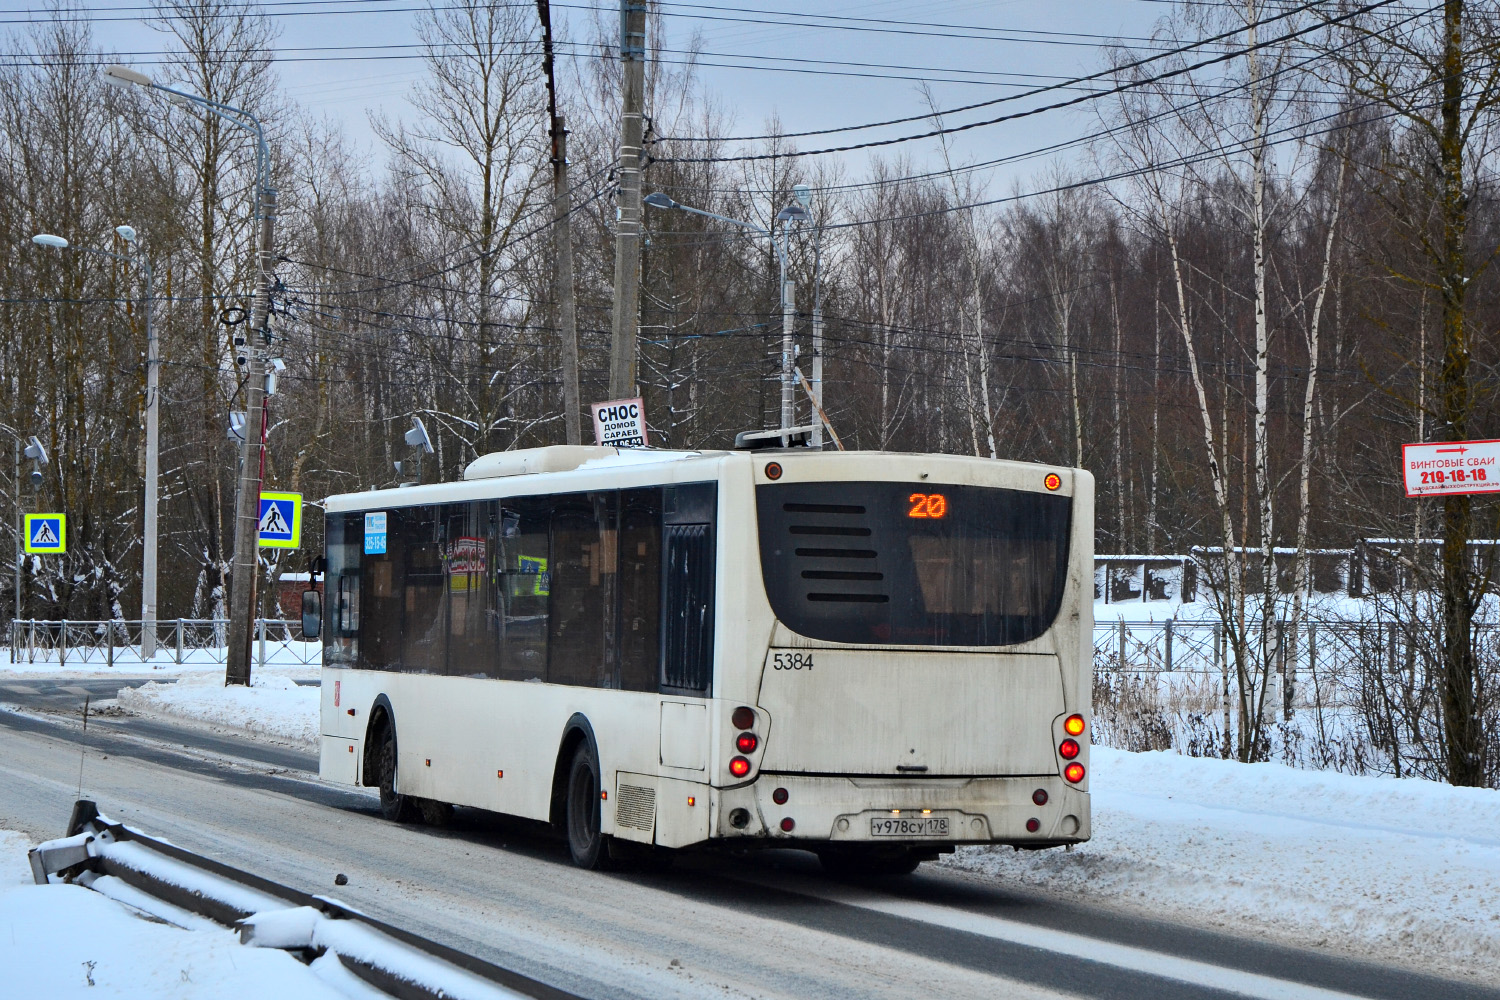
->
[312,444,1094,873]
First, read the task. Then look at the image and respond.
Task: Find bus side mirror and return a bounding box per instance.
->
[301,590,322,641]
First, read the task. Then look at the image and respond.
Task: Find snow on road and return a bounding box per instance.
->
[942,748,1500,980]
[106,675,1500,981]
[0,829,377,998]
[116,669,320,745]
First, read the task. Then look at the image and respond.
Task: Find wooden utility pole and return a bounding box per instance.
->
[535,0,582,444]
[608,0,647,398]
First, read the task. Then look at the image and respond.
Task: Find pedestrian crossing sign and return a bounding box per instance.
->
[23,514,66,554]
[258,492,302,549]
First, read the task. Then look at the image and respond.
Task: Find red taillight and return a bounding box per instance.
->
[1059,739,1080,760]
[1065,762,1085,783]
[1032,789,1048,806]
[1064,714,1086,736]
[780,817,795,832]
[732,706,756,730]
[772,787,789,805]
[729,756,752,778]
[1025,818,1041,833]
[736,732,759,753]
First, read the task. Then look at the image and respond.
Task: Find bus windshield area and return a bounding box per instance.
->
[756,481,1072,646]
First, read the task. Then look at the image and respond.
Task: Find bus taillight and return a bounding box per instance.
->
[732,706,756,729]
[729,756,752,778]
[736,732,759,753]
[1064,714,1086,736]
[1059,739,1080,760]
[1064,763,1085,783]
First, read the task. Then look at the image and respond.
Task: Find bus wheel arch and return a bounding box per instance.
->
[549,714,597,828]
[362,695,397,787]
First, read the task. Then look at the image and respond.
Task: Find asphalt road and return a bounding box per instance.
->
[0,685,1494,1000]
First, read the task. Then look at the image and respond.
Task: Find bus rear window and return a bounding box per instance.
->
[756,482,1072,646]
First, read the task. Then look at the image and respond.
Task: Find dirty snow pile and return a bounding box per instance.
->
[941,747,1500,979]
[0,829,378,999]
[117,670,319,746]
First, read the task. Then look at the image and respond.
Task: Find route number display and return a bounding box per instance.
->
[1403,440,1500,498]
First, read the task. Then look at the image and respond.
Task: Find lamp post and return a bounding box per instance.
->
[643,192,808,436]
[6,427,48,636]
[105,64,276,686]
[31,229,159,658]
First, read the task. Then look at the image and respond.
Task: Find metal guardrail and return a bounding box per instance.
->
[29,800,578,1000]
[6,618,319,669]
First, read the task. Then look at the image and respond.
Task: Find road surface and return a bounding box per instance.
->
[0,682,1493,1000]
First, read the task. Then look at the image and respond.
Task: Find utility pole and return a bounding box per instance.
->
[811,300,825,447]
[608,0,647,398]
[120,229,160,660]
[226,187,276,687]
[536,0,582,445]
[780,270,795,433]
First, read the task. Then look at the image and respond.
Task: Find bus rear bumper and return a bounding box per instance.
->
[717,774,1089,846]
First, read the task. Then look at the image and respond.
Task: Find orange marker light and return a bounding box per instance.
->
[496,770,504,779]
[687,796,696,807]
[1044,473,1062,491]
[765,461,783,480]
[1064,714,1086,736]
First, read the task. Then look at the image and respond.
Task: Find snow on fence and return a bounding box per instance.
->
[5,618,319,670]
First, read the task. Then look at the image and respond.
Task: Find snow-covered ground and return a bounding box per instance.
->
[112,674,1500,980]
[116,669,321,745]
[0,829,381,998]
[941,748,1500,980]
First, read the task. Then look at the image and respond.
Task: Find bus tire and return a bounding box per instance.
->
[565,741,613,870]
[817,846,922,877]
[375,723,417,824]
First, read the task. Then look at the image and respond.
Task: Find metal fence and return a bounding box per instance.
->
[6,618,319,669]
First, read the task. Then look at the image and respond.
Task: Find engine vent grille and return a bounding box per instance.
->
[616,783,657,832]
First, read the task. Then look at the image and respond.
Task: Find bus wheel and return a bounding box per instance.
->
[376,725,417,823]
[817,847,922,877]
[565,742,612,870]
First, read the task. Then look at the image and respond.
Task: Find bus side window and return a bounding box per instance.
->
[497,497,549,681]
[400,507,448,675]
[548,492,616,688]
[662,482,717,695]
[619,488,661,692]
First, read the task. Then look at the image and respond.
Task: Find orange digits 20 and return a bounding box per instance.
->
[907,493,948,519]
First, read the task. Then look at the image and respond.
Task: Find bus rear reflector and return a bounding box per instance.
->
[729,756,752,778]
[772,787,789,805]
[1059,739,1080,760]
[780,817,795,832]
[1064,714,1086,736]
[736,732,759,753]
[1064,763,1085,783]
[1032,789,1048,806]
[732,706,756,729]
[1026,818,1041,833]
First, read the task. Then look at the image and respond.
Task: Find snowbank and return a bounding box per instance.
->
[117,670,320,746]
[941,747,1500,978]
[0,829,373,999]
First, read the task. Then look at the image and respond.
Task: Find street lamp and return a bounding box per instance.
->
[31,227,160,659]
[105,63,277,686]
[643,192,806,436]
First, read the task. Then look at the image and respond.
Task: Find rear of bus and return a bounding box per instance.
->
[714,451,1092,861]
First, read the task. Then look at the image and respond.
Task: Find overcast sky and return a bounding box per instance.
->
[0,1,1169,195]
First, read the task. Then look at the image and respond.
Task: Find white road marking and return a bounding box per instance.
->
[744,873,1376,1000]
[57,685,92,696]
[0,684,32,694]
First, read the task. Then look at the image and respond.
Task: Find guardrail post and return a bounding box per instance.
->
[28,619,35,664]
[1164,619,1174,672]
[107,623,114,669]
[59,619,67,666]
[175,619,184,664]
[257,618,266,673]
[1117,619,1127,671]
[1308,623,1317,681]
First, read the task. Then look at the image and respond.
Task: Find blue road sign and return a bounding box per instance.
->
[258,492,302,549]
[23,513,66,554]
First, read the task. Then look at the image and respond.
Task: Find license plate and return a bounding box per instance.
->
[869,815,949,837]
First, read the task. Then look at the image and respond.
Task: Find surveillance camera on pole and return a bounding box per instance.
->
[265,357,286,397]
[401,417,434,485]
